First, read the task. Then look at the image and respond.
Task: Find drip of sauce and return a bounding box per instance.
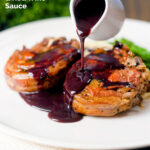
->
[74,0,105,69]
[19,86,82,123]
[61,0,106,114]
[64,68,92,108]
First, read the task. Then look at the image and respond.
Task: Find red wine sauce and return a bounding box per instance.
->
[74,0,105,69]
[19,42,132,123]
[18,0,129,124]
[64,50,132,106]
[28,44,80,87]
[19,43,82,123]
[19,87,82,123]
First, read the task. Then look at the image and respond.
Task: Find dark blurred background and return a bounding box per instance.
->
[0,0,150,31]
[122,0,150,21]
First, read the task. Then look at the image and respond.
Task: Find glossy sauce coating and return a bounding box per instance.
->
[64,49,131,109]
[28,44,80,87]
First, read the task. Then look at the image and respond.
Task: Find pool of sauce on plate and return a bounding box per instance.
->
[19,87,82,123]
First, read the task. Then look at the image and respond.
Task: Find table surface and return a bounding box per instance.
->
[122,0,150,21]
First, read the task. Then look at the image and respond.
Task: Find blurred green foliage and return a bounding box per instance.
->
[0,0,70,31]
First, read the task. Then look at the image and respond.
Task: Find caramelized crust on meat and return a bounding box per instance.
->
[5,37,80,92]
[72,44,150,116]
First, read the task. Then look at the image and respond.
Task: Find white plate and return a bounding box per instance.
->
[0,17,150,150]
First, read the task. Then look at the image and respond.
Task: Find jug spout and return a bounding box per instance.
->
[70,0,125,41]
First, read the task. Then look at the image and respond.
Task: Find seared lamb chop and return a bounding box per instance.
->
[64,42,150,116]
[5,37,80,92]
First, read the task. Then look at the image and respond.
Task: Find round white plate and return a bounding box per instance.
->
[0,17,150,150]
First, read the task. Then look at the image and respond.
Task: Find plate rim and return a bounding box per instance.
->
[0,17,150,149]
[0,122,150,150]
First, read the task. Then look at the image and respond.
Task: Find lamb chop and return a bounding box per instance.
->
[64,42,150,116]
[5,37,80,92]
